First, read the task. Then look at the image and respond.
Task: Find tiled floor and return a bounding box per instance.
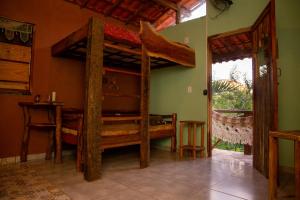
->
[0,148,295,200]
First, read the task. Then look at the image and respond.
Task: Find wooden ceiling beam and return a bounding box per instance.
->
[151,0,190,14]
[152,0,178,11]
[125,2,149,25]
[105,0,124,16]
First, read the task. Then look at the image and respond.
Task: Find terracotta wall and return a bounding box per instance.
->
[0,0,138,158]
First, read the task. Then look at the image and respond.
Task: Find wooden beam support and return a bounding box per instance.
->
[83,17,103,181]
[140,45,150,168]
[105,0,123,16]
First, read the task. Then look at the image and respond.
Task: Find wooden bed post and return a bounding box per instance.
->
[140,45,150,168]
[83,17,103,181]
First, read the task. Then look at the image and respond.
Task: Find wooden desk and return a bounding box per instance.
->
[269,130,300,200]
[179,120,205,159]
[19,102,63,163]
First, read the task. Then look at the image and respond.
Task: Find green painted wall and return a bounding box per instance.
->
[207,0,300,167]
[207,0,269,36]
[150,17,207,152]
[276,0,300,167]
[151,0,299,168]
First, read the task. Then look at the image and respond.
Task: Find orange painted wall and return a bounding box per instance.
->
[0,0,138,158]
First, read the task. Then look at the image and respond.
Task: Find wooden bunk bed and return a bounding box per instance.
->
[51,17,195,181]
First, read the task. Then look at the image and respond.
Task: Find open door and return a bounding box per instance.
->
[252,0,278,177]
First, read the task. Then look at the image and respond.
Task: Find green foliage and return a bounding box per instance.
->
[212,65,252,152]
[213,138,244,152]
[212,80,238,94]
[213,88,252,110]
[212,67,253,111]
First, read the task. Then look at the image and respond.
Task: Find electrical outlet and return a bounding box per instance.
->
[184,36,189,44]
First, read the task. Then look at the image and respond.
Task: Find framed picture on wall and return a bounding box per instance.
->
[0,16,34,94]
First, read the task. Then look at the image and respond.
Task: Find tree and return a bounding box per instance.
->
[212,67,252,111]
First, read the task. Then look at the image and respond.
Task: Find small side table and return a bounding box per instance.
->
[179,120,205,159]
[19,102,64,163]
[269,130,300,200]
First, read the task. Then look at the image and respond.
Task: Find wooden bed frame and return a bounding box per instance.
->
[51,17,195,181]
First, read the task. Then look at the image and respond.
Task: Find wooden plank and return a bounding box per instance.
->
[104,43,141,55]
[268,135,278,200]
[207,43,212,157]
[208,27,252,41]
[102,116,142,122]
[83,17,103,181]
[0,60,29,82]
[104,67,141,76]
[55,105,63,163]
[0,81,29,91]
[0,42,31,62]
[139,21,195,68]
[51,24,88,56]
[269,131,300,141]
[270,0,278,131]
[140,45,150,168]
[295,141,300,199]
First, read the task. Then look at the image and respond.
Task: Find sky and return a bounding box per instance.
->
[212,58,253,83]
[182,3,207,22]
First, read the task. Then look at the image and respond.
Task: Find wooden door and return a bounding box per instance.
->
[252,0,278,177]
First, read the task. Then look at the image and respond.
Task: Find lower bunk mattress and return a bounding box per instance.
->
[62,123,175,149]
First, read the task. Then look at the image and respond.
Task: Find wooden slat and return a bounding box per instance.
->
[295,141,300,199]
[269,131,300,141]
[83,17,103,181]
[104,43,141,55]
[102,116,142,121]
[140,45,150,168]
[0,81,28,90]
[0,42,31,62]
[0,60,29,82]
[140,21,195,68]
[51,24,88,56]
[104,67,141,76]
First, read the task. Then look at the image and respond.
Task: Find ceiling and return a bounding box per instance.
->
[209,29,253,63]
[65,0,204,30]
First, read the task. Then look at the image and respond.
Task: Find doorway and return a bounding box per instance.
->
[207,1,278,177]
[211,58,253,164]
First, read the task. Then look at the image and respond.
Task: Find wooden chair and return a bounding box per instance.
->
[61,108,84,171]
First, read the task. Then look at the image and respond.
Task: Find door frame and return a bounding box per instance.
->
[207,27,254,157]
[206,1,278,175]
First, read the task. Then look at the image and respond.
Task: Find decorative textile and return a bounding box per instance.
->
[212,111,253,145]
[0,16,33,45]
[0,164,71,200]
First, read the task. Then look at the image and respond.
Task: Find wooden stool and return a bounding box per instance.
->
[269,131,300,200]
[179,120,205,159]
